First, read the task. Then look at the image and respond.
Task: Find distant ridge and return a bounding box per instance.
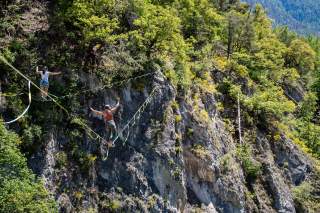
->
[244,0,320,36]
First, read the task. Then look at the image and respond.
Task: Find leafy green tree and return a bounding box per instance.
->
[251,37,287,82]
[130,0,192,87]
[307,36,320,99]
[247,87,296,118]
[0,122,56,212]
[173,0,225,43]
[58,0,127,44]
[130,1,185,57]
[299,92,318,122]
[286,39,316,75]
[274,26,297,46]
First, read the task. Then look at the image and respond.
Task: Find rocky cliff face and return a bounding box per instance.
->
[1,1,319,212]
[25,69,317,213]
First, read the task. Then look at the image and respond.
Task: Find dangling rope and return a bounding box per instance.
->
[5,81,31,124]
[0,55,69,115]
[0,54,163,161]
[0,55,105,142]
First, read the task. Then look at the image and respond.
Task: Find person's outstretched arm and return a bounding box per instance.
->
[90,107,103,116]
[48,71,62,76]
[36,66,42,74]
[111,98,120,113]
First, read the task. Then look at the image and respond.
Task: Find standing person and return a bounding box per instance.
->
[90,98,120,145]
[36,66,61,100]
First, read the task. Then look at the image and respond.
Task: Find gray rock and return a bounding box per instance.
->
[58,193,73,213]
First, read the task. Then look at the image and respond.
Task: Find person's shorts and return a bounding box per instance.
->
[40,80,49,87]
[105,120,116,129]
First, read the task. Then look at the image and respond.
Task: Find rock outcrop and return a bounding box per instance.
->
[26,69,317,212]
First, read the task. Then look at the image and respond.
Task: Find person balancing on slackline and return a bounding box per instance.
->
[90,98,120,146]
[36,65,61,100]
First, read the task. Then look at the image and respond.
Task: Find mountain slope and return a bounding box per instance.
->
[1,0,320,212]
[244,0,320,35]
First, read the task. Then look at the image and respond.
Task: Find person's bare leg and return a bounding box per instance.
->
[106,125,114,147]
[44,87,49,98]
[109,123,117,147]
[40,86,45,98]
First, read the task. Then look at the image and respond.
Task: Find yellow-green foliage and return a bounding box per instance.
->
[147,194,158,209]
[251,36,287,81]
[243,85,296,118]
[175,132,183,154]
[131,0,193,88]
[275,121,313,155]
[282,68,300,84]
[234,64,249,78]
[101,198,122,211]
[275,92,320,158]
[213,56,229,71]
[0,122,56,212]
[236,144,262,181]
[187,128,194,137]
[292,182,320,212]
[74,191,83,200]
[86,154,97,165]
[2,1,320,210]
[191,92,211,124]
[171,100,179,111]
[199,109,210,123]
[216,102,224,112]
[61,0,126,43]
[273,132,281,142]
[55,151,68,168]
[175,115,182,123]
[165,69,179,87]
[109,200,121,210]
[174,0,225,42]
[191,144,211,159]
[194,72,216,94]
[175,133,182,142]
[287,39,316,74]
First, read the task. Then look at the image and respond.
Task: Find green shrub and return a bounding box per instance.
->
[186,128,194,137]
[243,84,296,118]
[171,101,179,110]
[59,0,125,44]
[55,151,68,169]
[236,144,261,182]
[191,144,211,159]
[102,199,122,211]
[21,125,42,147]
[175,115,182,123]
[0,122,56,212]
[292,182,320,212]
[172,167,182,180]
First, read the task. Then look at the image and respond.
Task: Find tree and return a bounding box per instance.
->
[58,0,127,44]
[286,39,316,74]
[226,10,245,59]
[173,0,224,43]
[0,122,56,212]
[130,0,192,87]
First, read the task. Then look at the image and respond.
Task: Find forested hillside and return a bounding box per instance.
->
[0,0,320,212]
[244,0,320,35]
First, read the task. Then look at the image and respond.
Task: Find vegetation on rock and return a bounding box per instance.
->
[0,0,320,211]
